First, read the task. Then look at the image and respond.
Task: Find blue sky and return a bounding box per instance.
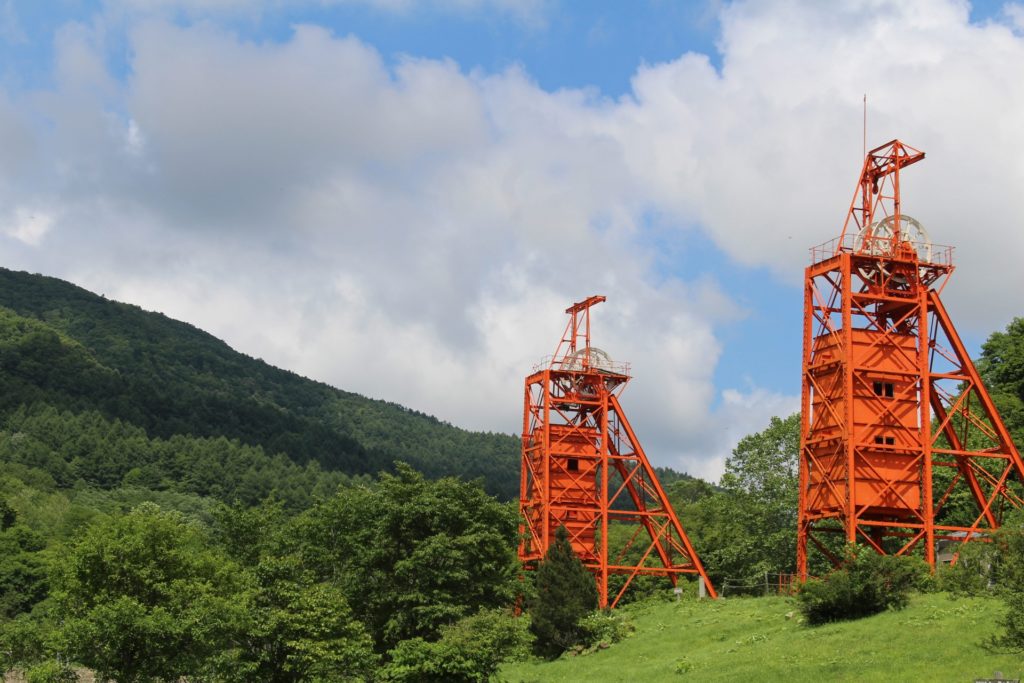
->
[0,0,1021,479]
[2,0,1011,94]
[2,1,724,94]
[0,0,784,396]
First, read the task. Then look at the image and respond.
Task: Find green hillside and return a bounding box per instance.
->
[3,265,1023,681]
[502,592,1020,682]
[0,268,520,498]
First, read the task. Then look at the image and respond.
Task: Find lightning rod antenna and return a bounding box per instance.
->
[862,93,867,160]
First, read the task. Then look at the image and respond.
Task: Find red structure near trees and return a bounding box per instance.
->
[518,296,716,607]
[797,140,1024,578]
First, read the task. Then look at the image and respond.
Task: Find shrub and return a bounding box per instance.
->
[797,547,928,625]
[576,610,634,653]
[25,660,78,683]
[0,610,51,673]
[605,574,671,605]
[936,540,997,596]
[379,609,530,682]
[993,588,1024,652]
[989,519,1024,650]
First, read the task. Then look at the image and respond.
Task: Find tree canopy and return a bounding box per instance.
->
[0,268,520,499]
[2,268,1024,676]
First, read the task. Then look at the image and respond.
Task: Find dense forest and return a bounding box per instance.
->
[1,268,1023,680]
[0,268,522,499]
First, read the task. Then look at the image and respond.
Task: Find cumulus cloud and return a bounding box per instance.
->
[1006,3,1024,33]
[5,0,1024,480]
[623,0,1024,333]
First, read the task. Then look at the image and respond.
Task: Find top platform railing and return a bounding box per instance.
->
[532,354,631,376]
[810,234,954,268]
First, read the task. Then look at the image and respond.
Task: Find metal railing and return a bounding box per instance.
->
[810,234,954,267]
[532,354,631,375]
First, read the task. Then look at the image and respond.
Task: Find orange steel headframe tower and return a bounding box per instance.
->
[518,296,716,607]
[797,140,1024,579]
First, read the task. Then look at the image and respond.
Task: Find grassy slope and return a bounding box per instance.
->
[502,593,1021,682]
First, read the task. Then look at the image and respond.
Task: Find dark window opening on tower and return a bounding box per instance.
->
[873,381,895,398]
[568,458,579,472]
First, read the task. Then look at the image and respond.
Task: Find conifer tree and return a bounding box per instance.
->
[0,500,15,531]
[529,525,598,657]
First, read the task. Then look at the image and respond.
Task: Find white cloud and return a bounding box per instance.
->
[694,386,800,482]
[8,0,1024,481]
[4,207,55,246]
[614,0,1024,333]
[1001,3,1024,32]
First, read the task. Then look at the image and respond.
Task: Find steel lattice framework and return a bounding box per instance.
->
[797,140,1024,579]
[518,296,716,607]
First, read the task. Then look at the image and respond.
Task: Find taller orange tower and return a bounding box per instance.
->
[797,140,1024,578]
[518,296,716,606]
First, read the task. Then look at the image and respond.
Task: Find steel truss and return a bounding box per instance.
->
[518,296,716,606]
[797,140,1024,578]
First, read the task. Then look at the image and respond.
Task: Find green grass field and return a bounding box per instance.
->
[501,592,1022,682]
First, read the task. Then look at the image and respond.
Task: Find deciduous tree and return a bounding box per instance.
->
[51,503,241,682]
[293,463,520,652]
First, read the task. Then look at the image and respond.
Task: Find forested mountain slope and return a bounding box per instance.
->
[0,268,519,498]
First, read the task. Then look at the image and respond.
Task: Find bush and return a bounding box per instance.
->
[936,540,997,596]
[573,610,634,654]
[605,574,671,605]
[797,547,928,625]
[0,610,51,673]
[379,609,530,682]
[989,519,1024,650]
[25,660,78,683]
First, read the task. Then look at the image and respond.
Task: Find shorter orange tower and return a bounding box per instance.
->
[518,296,716,606]
[797,140,1024,578]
